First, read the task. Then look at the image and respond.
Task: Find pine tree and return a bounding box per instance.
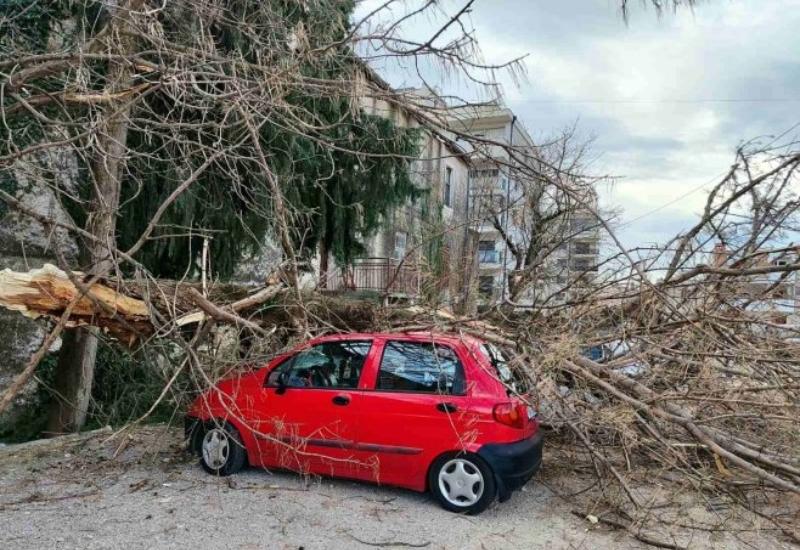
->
[1,0,421,433]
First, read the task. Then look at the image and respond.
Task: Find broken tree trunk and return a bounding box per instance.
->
[0,265,509,343]
[0,264,152,342]
[0,264,296,342]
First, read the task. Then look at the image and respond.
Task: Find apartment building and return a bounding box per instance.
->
[709,243,799,326]
[322,71,600,310]
[322,76,472,308]
[549,188,601,287]
[446,102,534,306]
[448,101,601,308]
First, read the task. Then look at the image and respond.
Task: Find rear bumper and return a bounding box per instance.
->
[478,431,543,502]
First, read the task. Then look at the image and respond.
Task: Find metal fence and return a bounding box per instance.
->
[326,257,422,296]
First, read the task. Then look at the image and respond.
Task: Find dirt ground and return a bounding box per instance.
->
[0,426,793,550]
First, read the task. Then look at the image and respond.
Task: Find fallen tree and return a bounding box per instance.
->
[0,1,797,546]
[1,221,799,547]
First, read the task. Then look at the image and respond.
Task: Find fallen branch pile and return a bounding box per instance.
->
[2,264,799,545]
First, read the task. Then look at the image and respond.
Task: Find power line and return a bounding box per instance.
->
[511,98,800,105]
[616,170,729,229]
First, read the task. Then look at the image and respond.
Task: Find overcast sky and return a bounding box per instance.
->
[358,0,800,250]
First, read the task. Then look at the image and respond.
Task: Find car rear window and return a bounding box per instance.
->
[377,341,466,395]
[479,343,529,395]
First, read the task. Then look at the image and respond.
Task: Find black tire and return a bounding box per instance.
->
[197,420,247,476]
[428,452,497,515]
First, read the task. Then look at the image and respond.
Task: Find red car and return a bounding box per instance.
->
[185,332,543,514]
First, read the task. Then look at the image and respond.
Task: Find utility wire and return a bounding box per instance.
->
[616,170,729,229]
[512,98,800,105]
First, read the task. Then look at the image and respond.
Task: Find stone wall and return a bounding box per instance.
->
[0,148,80,438]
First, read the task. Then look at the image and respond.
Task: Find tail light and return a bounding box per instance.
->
[493,402,526,429]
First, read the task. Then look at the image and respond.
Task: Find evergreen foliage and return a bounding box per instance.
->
[1,0,422,278]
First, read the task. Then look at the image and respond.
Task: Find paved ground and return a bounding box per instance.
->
[0,427,792,550]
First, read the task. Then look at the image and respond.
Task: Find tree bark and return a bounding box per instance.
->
[46,327,99,435]
[319,240,330,289]
[47,0,141,434]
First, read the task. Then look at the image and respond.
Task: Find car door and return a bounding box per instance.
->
[356,338,478,491]
[256,339,374,479]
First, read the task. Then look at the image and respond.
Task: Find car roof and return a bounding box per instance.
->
[308,331,486,348]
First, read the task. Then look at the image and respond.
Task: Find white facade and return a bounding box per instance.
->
[323,74,600,310]
[447,103,533,306]
[449,102,601,308]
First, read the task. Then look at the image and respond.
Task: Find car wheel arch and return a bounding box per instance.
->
[426,449,498,514]
[425,447,494,490]
[196,417,253,467]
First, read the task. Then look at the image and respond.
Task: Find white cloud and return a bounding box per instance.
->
[355,0,800,248]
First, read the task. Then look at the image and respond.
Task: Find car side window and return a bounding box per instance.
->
[377,341,466,395]
[266,341,372,389]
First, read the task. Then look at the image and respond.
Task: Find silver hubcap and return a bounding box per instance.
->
[202,428,230,470]
[438,458,484,507]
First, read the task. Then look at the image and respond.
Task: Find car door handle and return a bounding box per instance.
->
[436,402,457,413]
[332,395,350,406]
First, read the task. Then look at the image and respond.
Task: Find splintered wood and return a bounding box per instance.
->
[0,264,151,343]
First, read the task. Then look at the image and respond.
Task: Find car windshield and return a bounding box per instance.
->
[479,343,529,395]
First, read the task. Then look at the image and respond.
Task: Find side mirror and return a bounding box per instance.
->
[276,371,289,395]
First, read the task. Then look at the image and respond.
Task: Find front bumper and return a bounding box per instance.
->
[478,431,544,502]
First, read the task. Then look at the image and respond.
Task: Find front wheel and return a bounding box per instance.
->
[198,421,247,476]
[428,452,497,514]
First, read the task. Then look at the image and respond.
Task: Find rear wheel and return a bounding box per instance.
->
[198,421,247,476]
[428,452,497,514]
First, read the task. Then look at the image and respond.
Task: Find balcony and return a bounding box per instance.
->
[326,257,422,296]
[478,249,501,264]
[570,218,600,237]
[571,243,598,256]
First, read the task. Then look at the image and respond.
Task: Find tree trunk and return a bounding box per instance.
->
[319,240,330,289]
[46,327,99,435]
[47,0,141,434]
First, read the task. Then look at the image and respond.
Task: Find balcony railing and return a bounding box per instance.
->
[326,257,422,296]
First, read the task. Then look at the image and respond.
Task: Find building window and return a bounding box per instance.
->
[392,231,407,260]
[478,275,495,297]
[571,258,592,272]
[573,242,593,255]
[469,168,499,179]
[444,166,453,207]
[571,217,595,234]
[478,240,499,264]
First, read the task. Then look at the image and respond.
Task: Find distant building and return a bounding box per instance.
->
[448,101,601,309]
[545,188,601,301]
[709,243,799,326]
[322,74,601,311]
[446,103,534,307]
